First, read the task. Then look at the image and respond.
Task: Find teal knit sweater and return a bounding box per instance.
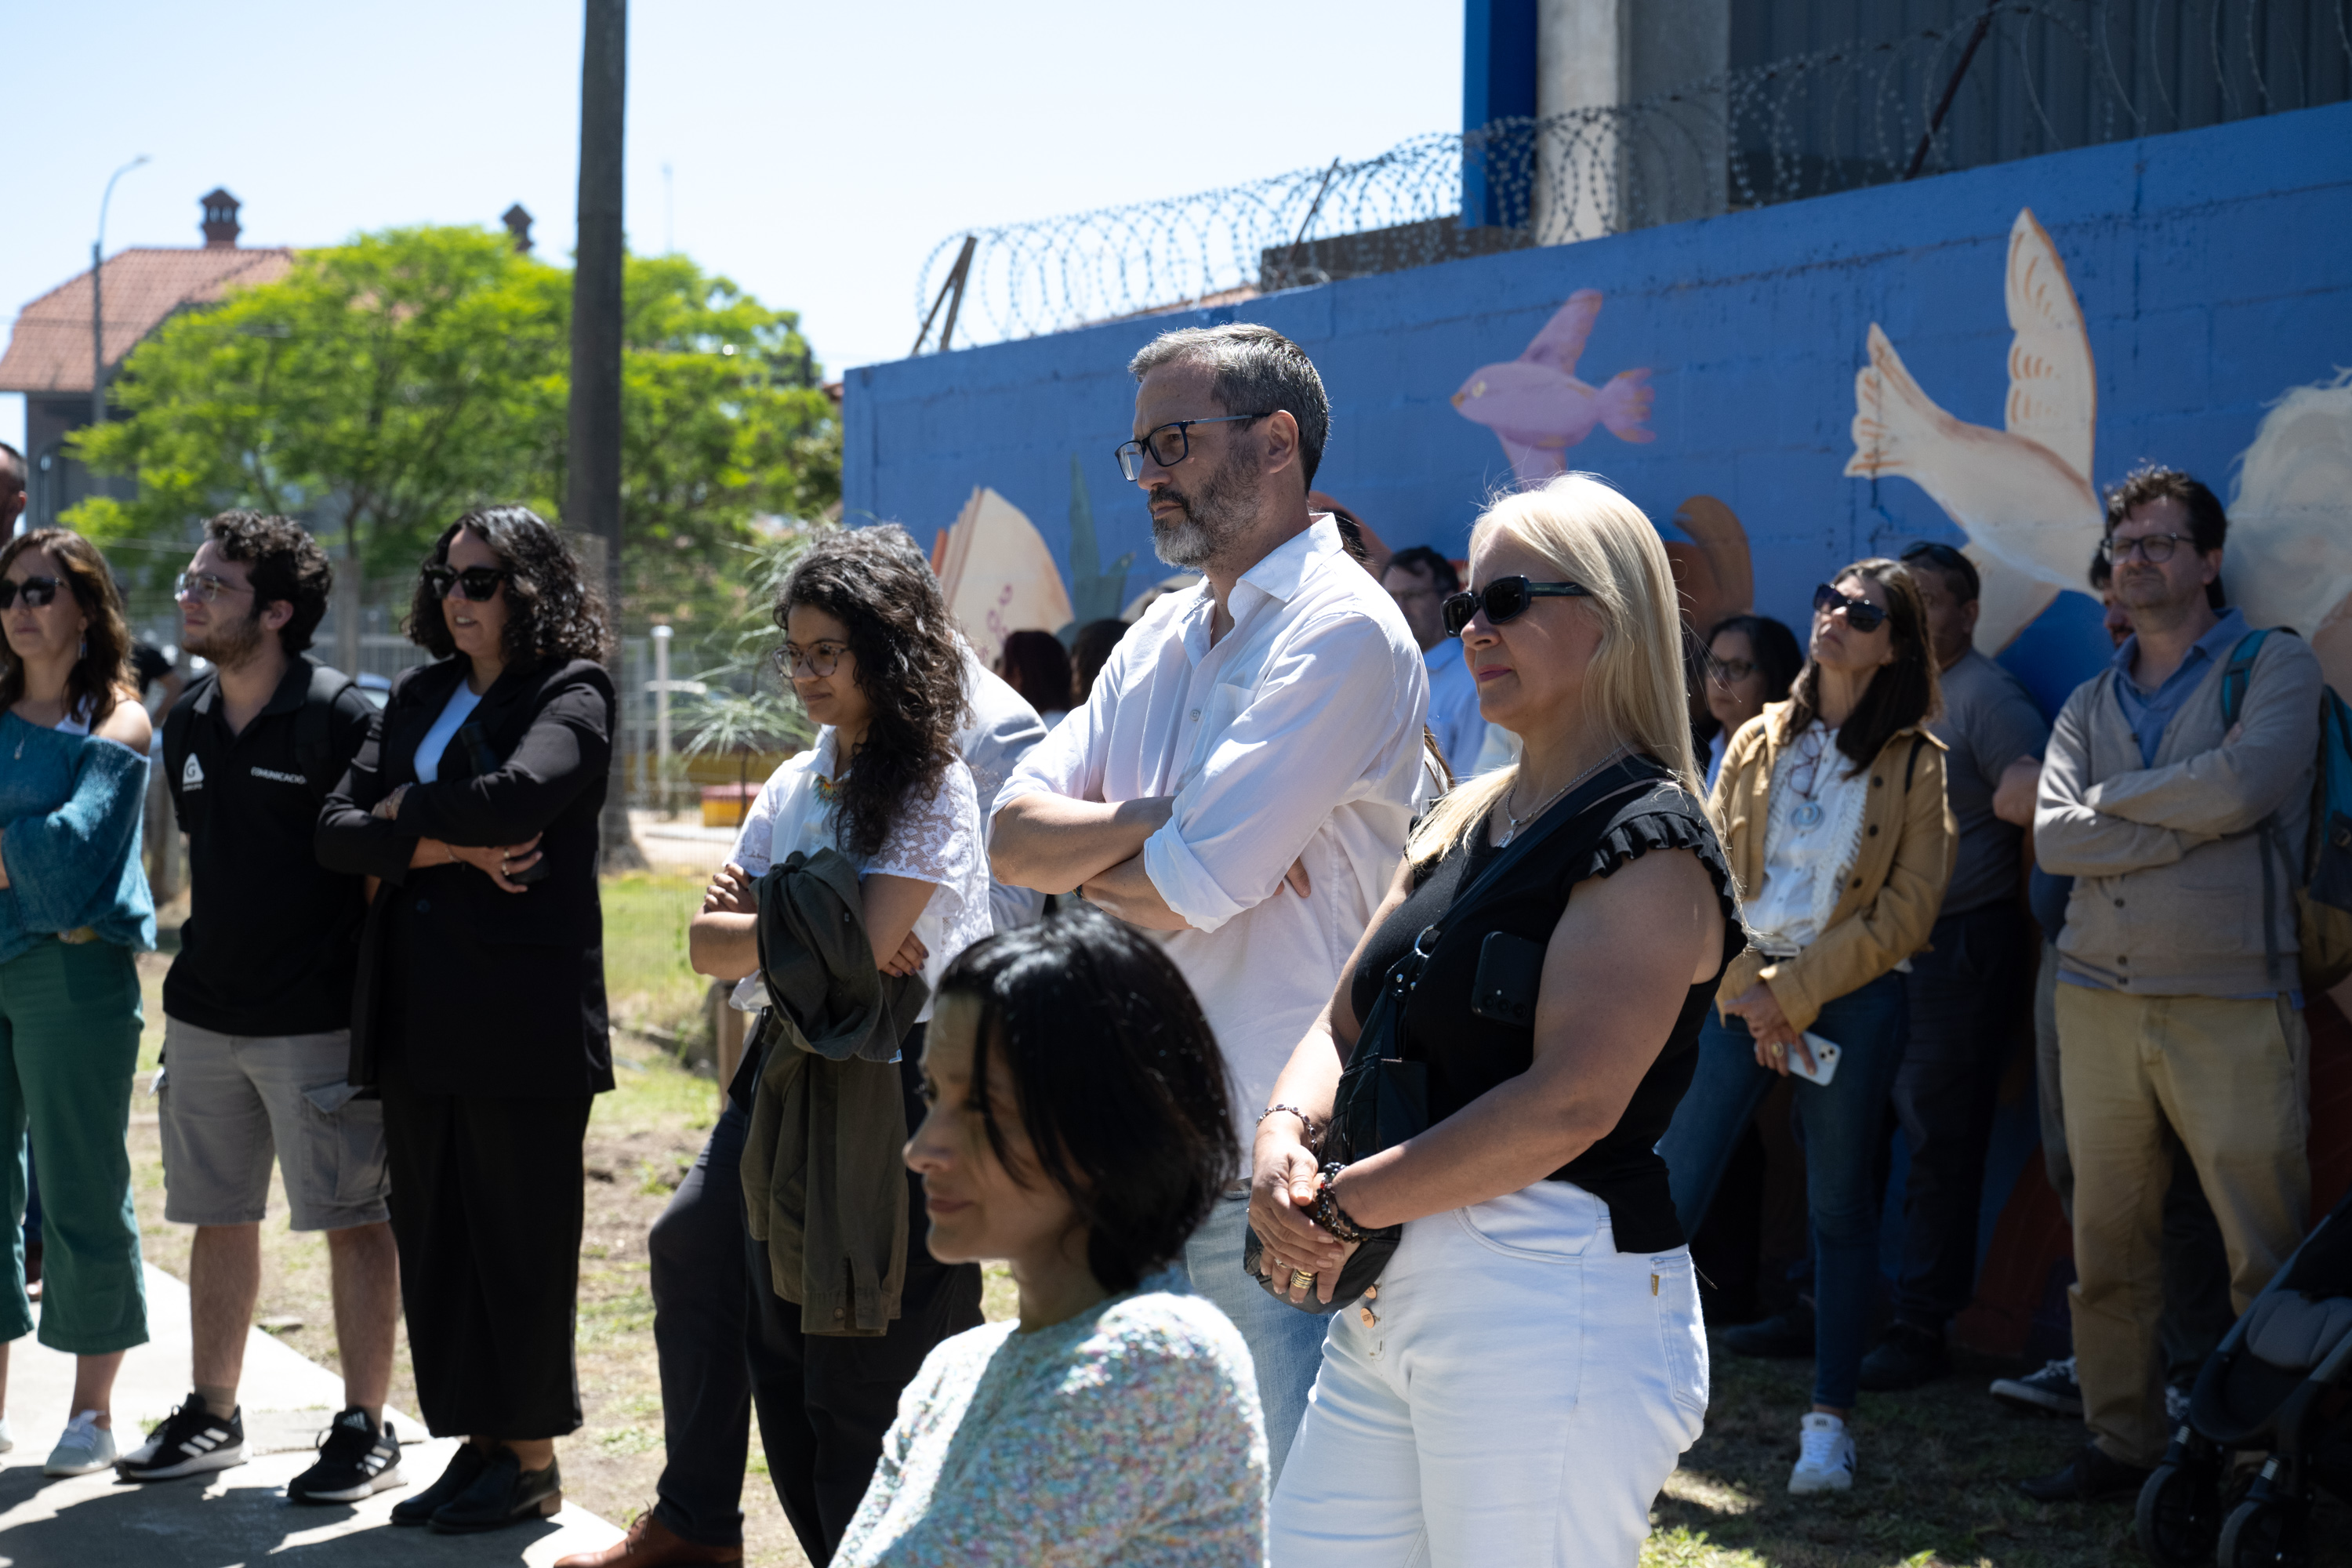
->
[0,710,156,965]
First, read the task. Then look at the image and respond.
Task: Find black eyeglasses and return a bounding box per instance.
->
[1813,582,1889,633]
[2103,532,2192,564]
[0,575,64,610]
[1441,576,1592,637]
[1115,412,1274,482]
[422,564,510,601]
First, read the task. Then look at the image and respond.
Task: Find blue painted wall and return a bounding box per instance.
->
[842,101,2352,713]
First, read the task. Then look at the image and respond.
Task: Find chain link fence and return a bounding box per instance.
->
[914,1,2351,347]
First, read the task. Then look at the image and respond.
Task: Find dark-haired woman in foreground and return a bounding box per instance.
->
[318,506,616,1533]
[833,909,1265,1566]
[1657,559,1952,1495]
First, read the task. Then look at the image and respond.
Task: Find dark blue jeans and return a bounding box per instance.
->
[1890,902,2033,1331]
[1658,971,1908,1410]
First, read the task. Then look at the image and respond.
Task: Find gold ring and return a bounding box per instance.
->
[1290,1269,1316,1290]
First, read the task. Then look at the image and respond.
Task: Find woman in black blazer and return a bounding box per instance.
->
[318,506,615,1534]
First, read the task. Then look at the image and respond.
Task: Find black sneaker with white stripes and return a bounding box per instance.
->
[116,1395,246,1482]
[289,1408,405,1504]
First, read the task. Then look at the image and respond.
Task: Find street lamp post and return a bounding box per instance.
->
[92,155,152,434]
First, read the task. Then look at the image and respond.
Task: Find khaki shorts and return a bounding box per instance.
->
[158,1017,390,1232]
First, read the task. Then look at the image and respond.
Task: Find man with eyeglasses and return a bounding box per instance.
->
[993,323,1428,1482]
[118,512,405,1504]
[2020,466,2321,1502]
[1849,543,2052,1393]
[1381,544,1487,778]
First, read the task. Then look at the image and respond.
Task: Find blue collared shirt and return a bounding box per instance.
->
[2111,607,2249,768]
[1422,639,1488,780]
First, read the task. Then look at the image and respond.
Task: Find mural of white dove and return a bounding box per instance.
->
[2227,369,2352,690]
[1453,289,1656,484]
[1845,209,2103,651]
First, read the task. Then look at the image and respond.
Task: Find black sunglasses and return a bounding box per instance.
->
[0,575,64,610]
[1441,576,1592,637]
[422,564,511,602]
[1813,582,1889,633]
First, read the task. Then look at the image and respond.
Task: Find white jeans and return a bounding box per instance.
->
[1270,1181,1708,1567]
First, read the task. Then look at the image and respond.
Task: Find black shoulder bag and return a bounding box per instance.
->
[1242,771,1657,1314]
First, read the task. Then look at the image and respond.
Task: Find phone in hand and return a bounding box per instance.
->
[1786,1031,1843,1087]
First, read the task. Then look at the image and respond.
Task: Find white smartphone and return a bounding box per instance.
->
[1787,1031,1843,1087]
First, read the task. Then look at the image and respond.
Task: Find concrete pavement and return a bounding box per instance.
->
[0,1265,624,1567]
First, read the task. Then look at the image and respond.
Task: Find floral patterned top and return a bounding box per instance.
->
[833,1279,1267,1567]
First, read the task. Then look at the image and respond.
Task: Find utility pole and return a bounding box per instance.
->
[569,0,643,868]
[91,156,151,462]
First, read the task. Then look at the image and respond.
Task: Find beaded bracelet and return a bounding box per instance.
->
[1308,1162,1370,1244]
[1256,1103,1321,1145]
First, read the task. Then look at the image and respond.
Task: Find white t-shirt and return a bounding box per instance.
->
[413,682,484,784]
[727,728,993,1024]
[1742,720,1872,957]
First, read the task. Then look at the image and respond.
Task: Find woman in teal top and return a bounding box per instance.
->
[0,528,156,1476]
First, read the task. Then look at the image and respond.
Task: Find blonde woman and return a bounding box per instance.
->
[1249,474,1739,1566]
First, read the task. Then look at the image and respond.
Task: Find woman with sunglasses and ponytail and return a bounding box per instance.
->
[317,506,616,1534]
[0,528,154,1475]
[1250,474,1739,1566]
[1656,561,1953,1497]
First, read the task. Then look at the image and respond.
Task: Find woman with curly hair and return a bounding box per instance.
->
[0,528,155,1475]
[656,523,991,1568]
[317,505,617,1534]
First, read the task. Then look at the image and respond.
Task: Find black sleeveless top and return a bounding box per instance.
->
[1348,757,1744,1252]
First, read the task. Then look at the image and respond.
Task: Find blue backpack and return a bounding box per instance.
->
[2220,630,2352,991]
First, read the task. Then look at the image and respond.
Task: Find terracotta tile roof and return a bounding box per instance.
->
[0,246,296,395]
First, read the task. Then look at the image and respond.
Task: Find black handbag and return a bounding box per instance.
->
[1242,771,1654,1315]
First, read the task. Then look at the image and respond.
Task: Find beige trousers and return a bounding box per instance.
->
[2055,983,2310,1465]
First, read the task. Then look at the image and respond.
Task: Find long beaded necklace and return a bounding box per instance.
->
[1786,724,1832,829]
[1495,745,1627,847]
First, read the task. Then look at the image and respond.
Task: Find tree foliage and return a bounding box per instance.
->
[69,225,838,621]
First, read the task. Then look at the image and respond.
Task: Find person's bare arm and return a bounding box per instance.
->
[1083,848,1313,931]
[688,862,938,981]
[1323,848,1720,1228]
[989,793,1173,894]
[1992,756,2042,826]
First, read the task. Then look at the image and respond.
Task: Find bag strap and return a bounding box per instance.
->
[296,660,359,798]
[2217,630,2291,985]
[2220,630,2273,729]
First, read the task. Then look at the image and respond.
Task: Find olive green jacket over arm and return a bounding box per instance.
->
[1708,704,1957,1034]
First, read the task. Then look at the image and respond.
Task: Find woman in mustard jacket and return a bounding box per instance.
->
[1657,557,1954,1497]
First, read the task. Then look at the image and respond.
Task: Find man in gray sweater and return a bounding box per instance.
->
[2023,468,2320,1501]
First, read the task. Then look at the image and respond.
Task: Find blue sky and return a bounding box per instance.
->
[3,0,1461,453]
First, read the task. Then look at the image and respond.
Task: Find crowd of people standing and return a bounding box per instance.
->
[0,310,2333,1563]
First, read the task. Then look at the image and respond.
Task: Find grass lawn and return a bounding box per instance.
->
[116,880,2350,1566]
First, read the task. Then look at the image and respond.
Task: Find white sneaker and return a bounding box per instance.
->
[1788,1411,1857,1494]
[0,1415,13,1454]
[43,1411,118,1477]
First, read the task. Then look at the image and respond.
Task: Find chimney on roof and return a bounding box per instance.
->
[503,204,534,254]
[199,188,241,249]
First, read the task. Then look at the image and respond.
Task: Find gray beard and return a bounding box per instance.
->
[1149,448,1256,571]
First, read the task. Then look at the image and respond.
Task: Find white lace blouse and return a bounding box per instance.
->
[726,728,993,1022]
[1743,720,1873,958]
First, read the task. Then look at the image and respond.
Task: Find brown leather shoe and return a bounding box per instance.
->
[554,1512,743,1567]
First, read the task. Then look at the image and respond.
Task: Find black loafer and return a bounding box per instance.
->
[1859,1322,1952,1391]
[390,1443,488,1526]
[429,1444,562,1534]
[1722,1302,1816,1359]
[2018,1442,2153,1502]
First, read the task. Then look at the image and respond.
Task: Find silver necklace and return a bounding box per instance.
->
[1787,726,1832,829]
[1496,746,1626,847]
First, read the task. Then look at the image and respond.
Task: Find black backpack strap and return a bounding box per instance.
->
[296,660,359,797]
[1904,733,1928,791]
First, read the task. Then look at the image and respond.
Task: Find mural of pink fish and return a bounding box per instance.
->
[1451,289,1655,482]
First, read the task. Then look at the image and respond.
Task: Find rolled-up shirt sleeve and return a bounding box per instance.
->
[1143,612,1423,934]
[995,679,1105,817]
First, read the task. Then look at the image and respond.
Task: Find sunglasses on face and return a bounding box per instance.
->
[421,564,511,601]
[0,575,64,610]
[1813,582,1889,634]
[1440,575,1592,638]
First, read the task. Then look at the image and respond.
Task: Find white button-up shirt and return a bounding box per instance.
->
[1423,637,1488,779]
[998,516,1428,1155]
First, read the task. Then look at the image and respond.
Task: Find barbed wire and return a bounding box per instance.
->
[914,1,2350,348]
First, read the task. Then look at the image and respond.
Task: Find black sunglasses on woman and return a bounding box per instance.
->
[1440,576,1592,638]
[0,575,64,610]
[421,564,511,602]
[1812,582,1888,634]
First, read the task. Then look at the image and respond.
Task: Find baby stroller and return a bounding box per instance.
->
[2136,1182,2352,1568]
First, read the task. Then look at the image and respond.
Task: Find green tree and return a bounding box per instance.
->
[69,226,838,637]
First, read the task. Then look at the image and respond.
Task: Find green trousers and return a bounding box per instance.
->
[1,938,149,1354]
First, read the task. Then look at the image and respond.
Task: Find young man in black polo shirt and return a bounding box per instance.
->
[114,513,403,1502]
